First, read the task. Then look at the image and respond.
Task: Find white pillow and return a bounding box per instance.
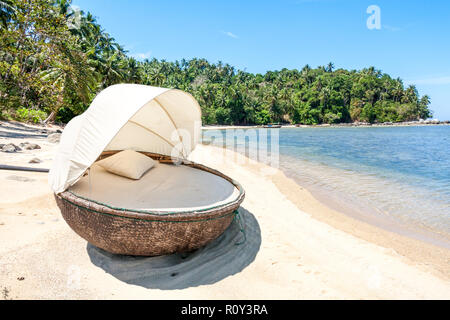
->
[96,150,156,180]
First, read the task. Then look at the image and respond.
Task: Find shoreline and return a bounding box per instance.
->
[202,121,450,130]
[277,154,450,251]
[191,145,450,288]
[298,176,450,250]
[270,165,450,281]
[197,145,450,282]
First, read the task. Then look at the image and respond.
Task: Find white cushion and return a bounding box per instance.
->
[96,150,156,180]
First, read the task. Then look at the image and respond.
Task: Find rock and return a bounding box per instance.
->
[47,133,61,143]
[1,143,21,153]
[19,142,41,150]
[55,129,62,133]
[29,157,42,164]
[26,143,40,150]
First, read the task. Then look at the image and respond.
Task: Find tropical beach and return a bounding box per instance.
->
[1,121,450,299]
[1,0,450,302]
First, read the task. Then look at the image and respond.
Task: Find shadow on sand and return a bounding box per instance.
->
[0,122,48,139]
[86,207,261,290]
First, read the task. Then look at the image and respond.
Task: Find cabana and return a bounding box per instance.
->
[49,84,245,256]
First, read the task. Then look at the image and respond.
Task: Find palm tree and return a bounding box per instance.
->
[96,52,126,88]
[418,95,432,119]
[392,78,404,102]
[403,85,418,104]
[301,64,313,85]
[100,32,120,53]
[148,68,166,86]
[319,87,331,108]
[126,57,142,83]
[326,62,334,73]
[40,50,96,124]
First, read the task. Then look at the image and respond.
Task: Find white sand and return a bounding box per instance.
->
[0,122,449,299]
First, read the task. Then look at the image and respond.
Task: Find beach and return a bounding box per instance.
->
[1,121,450,299]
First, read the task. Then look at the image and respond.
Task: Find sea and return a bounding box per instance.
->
[202,125,450,248]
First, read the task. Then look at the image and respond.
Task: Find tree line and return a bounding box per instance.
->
[0,0,432,125]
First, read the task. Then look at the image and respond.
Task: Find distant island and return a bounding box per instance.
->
[0,0,433,126]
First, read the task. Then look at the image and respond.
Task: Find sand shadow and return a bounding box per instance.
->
[86,207,261,290]
[0,131,47,139]
[0,121,51,139]
[0,126,47,140]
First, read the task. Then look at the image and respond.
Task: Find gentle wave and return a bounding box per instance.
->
[202,126,450,247]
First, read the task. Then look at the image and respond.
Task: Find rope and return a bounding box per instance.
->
[0,164,49,173]
[59,195,237,223]
[233,210,247,245]
[88,167,92,199]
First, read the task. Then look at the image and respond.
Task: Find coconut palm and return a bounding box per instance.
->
[326,62,335,73]
[40,50,96,124]
[148,68,166,87]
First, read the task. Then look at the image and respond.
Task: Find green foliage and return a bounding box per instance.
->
[0,0,433,125]
[214,107,231,125]
[254,109,271,125]
[15,107,47,123]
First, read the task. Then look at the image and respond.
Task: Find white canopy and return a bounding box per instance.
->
[49,84,202,194]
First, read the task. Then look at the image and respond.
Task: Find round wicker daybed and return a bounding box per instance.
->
[49,84,245,256]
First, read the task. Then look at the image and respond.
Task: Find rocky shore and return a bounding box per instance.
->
[296,119,450,128]
[0,121,62,154]
[203,119,450,130]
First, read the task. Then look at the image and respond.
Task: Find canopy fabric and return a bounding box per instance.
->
[49,84,202,194]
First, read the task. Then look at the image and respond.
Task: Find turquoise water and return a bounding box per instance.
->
[202,126,450,246]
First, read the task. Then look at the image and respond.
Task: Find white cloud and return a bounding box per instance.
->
[383,24,401,32]
[130,51,152,60]
[405,76,450,86]
[222,31,239,39]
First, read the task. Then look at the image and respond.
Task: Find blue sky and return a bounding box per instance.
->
[72,0,450,120]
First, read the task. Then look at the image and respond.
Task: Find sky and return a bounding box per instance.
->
[72,0,450,120]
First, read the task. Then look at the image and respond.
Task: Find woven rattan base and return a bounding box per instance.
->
[55,151,245,256]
